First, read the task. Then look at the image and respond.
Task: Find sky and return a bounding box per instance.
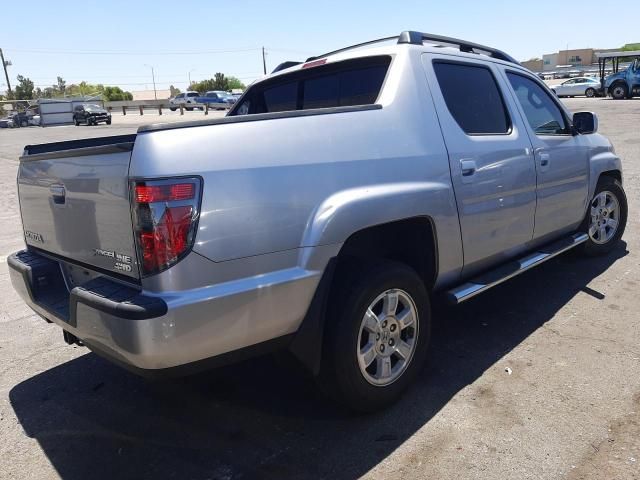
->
[1,0,637,94]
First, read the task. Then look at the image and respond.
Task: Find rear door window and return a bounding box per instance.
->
[231,56,390,115]
[433,62,510,135]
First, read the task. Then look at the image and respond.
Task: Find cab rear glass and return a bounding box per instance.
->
[230,55,391,116]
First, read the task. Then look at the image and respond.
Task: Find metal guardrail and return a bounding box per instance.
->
[107,103,231,116]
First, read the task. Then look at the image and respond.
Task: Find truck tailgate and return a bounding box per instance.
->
[18,135,139,280]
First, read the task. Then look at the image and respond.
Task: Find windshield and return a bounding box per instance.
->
[84,104,102,110]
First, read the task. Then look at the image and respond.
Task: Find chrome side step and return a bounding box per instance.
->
[446,232,588,304]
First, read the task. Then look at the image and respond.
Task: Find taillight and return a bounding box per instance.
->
[132,178,202,276]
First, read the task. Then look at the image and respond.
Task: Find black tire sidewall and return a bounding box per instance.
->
[582,177,627,255]
[586,88,595,97]
[321,261,431,412]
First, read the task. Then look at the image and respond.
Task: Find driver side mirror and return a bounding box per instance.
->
[573,111,598,134]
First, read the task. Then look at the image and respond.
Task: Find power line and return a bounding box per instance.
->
[4,47,262,56]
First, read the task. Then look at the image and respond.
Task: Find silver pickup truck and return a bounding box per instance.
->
[9,31,627,412]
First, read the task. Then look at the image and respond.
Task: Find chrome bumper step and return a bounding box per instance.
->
[446,232,588,304]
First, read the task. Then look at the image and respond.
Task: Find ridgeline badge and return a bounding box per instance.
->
[94,249,133,272]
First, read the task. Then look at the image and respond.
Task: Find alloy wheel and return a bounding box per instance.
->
[356,289,419,386]
[589,191,620,244]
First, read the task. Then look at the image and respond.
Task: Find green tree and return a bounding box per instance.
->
[103,86,133,101]
[226,76,246,90]
[621,43,640,51]
[55,76,66,95]
[213,72,229,90]
[169,85,181,97]
[14,75,35,99]
[189,78,215,93]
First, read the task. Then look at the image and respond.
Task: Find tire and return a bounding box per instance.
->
[585,88,596,98]
[579,176,627,256]
[74,117,80,126]
[610,83,628,100]
[318,259,431,412]
[20,119,28,127]
[106,119,111,125]
[186,106,194,111]
[169,107,177,111]
[86,117,93,126]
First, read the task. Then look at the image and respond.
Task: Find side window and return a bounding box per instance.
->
[263,81,298,112]
[433,62,510,135]
[506,72,569,135]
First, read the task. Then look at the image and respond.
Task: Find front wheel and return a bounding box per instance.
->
[580,177,627,256]
[106,119,112,125]
[611,83,628,100]
[318,260,431,412]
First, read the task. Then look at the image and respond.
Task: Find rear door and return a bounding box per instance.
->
[503,70,589,241]
[422,54,537,275]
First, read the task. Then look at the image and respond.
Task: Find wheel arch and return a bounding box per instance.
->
[290,216,439,375]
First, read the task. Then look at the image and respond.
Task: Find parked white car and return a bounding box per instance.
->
[169,91,200,111]
[551,77,601,98]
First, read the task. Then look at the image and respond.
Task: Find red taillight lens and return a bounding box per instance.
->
[139,206,193,273]
[135,183,195,203]
[132,179,201,276]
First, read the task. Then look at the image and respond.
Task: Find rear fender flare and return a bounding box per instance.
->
[300,182,452,249]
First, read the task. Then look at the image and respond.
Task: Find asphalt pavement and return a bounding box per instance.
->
[0,100,638,480]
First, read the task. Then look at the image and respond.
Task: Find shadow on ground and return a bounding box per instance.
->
[10,245,628,480]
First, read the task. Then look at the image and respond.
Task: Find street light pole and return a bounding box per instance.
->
[188,69,196,87]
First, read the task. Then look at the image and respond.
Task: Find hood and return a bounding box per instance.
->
[604,70,626,86]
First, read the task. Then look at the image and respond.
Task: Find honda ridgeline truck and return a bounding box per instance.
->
[9,31,627,412]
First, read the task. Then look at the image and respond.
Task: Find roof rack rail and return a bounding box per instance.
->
[305,30,518,65]
[397,31,519,64]
[306,36,398,61]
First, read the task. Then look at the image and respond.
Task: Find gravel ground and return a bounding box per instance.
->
[0,99,638,480]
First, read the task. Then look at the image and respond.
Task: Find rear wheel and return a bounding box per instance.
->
[318,260,431,412]
[585,87,596,98]
[611,83,628,100]
[74,117,80,126]
[580,176,627,256]
[169,106,177,111]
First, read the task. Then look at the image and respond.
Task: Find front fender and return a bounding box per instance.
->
[588,146,623,201]
[300,181,463,288]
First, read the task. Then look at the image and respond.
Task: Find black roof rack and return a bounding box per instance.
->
[305,30,518,65]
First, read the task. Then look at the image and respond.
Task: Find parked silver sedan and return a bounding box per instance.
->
[551,77,601,97]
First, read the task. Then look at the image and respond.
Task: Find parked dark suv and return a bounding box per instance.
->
[73,104,111,126]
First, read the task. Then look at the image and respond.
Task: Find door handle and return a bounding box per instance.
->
[459,159,477,184]
[539,152,550,166]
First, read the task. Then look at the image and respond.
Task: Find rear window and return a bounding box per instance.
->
[230,56,390,116]
[187,92,199,98]
[433,62,510,135]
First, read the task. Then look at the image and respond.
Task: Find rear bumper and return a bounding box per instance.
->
[8,249,320,374]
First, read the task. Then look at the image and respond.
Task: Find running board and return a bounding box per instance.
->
[446,232,588,304]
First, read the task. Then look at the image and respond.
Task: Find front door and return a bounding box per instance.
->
[503,70,589,242]
[422,55,538,275]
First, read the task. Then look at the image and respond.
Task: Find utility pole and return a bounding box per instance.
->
[0,48,12,98]
[145,64,157,100]
[262,46,267,75]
